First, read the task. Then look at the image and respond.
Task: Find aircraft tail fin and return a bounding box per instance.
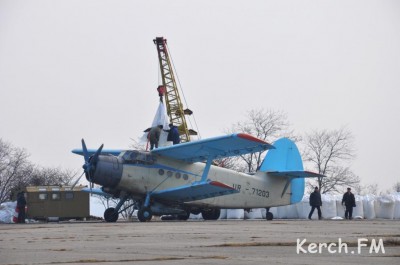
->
[259,138,305,204]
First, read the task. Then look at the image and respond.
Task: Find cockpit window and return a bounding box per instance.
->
[121,151,156,165]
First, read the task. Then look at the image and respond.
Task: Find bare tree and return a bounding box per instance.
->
[30,167,78,186]
[225,108,295,173]
[302,127,359,194]
[0,139,78,203]
[0,139,31,203]
[129,138,147,151]
[393,182,400,193]
[354,183,379,196]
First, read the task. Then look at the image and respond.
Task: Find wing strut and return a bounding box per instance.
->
[200,156,214,183]
[281,178,292,198]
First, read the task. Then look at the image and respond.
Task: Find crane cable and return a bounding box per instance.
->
[165,43,202,140]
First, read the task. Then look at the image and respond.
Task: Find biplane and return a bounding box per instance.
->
[72,133,324,222]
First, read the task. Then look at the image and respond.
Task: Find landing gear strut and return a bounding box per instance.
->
[103,195,130,222]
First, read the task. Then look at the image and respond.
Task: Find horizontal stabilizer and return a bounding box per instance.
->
[268,170,325,179]
[152,181,238,203]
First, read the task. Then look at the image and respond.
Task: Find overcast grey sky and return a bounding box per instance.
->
[1,0,399,192]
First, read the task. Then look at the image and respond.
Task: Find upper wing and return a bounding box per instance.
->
[151,181,238,203]
[151,133,274,163]
[72,149,123,157]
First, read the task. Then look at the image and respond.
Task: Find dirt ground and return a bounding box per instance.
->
[0,219,399,265]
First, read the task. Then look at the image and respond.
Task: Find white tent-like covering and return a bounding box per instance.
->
[188,193,400,220]
[0,201,17,223]
[139,102,172,149]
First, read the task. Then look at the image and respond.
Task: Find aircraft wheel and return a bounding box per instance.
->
[177,210,190,221]
[190,208,201,215]
[201,209,220,220]
[266,211,273,221]
[137,207,152,222]
[104,207,118,222]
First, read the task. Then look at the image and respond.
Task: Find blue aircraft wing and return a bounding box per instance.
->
[81,187,113,198]
[72,149,123,157]
[151,133,274,163]
[151,181,238,202]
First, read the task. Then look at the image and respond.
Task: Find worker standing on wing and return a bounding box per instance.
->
[166,123,181,145]
[148,125,163,150]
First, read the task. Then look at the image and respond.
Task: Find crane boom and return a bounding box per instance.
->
[153,37,196,143]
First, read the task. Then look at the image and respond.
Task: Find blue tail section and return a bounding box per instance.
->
[259,138,305,204]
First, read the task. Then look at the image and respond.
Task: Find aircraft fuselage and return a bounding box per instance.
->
[107,152,292,209]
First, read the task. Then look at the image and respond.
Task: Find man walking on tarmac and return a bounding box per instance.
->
[308,187,322,220]
[16,192,27,223]
[342,187,356,219]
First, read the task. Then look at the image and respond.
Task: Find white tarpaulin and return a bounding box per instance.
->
[218,209,227,219]
[321,194,337,219]
[353,195,364,218]
[188,193,399,221]
[335,195,345,218]
[227,209,244,219]
[394,193,400,219]
[375,195,395,219]
[277,205,288,219]
[363,195,376,219]
[0,201,17,223]
[140,102,171,148]
[296,195,311,219]
[286,204,299,219]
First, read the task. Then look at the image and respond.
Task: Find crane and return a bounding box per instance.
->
[153,37,197,143]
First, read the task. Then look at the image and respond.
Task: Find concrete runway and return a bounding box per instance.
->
[0,219,399,265]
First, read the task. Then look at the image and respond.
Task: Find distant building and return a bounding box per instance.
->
[23,186,90,221]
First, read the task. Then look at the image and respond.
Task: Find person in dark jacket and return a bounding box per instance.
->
[308,187,322,220]
[165,123,180,145]
[148,125,163,150]
[16,192,27,223]
[342,187,356,219]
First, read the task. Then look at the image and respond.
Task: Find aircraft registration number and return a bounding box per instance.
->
[232,184,269,198]
[252,188,269,198]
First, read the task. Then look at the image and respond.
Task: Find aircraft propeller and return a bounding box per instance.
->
[71,139,103,191]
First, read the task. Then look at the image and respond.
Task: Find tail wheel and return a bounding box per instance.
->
[104,207,118,222]
[137,207,153,222]
[201,209,220,220]
[266,211,273,221]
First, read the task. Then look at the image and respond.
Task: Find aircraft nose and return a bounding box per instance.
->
[90,156,123,188]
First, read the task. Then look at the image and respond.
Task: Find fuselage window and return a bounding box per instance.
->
[175,172,181,179]
[183,174,189,180]
[158,169,165,175]
[167,171,173,177]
